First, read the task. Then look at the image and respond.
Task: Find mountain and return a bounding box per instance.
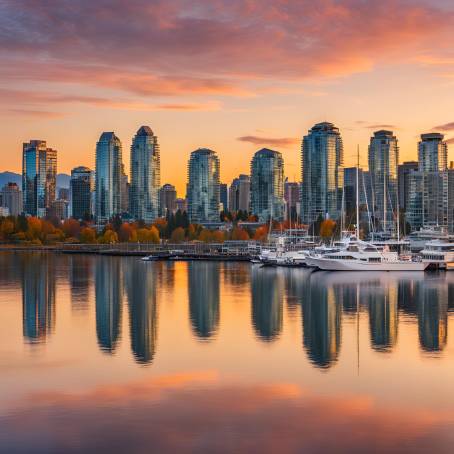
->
[57,173,70,188]
[0,172,21,188]
[0,172,71,189]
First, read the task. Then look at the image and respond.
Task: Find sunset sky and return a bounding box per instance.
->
[2,0,454,195]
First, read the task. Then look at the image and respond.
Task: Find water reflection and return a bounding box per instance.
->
[21,253,55,343]
[302,273,341,368]
[251,267,283,342]
[95,257,123,353]
[125,259,158,364]
[368,285,398,353]
[418,281,448,352]
[188,262,220,339]
[9,253,454,360]
[69,255,91,312]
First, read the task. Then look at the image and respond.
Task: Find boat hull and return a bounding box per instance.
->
[308,257,428,271]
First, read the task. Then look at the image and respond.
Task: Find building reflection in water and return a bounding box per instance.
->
[302,273,341,369]
[417,281,448,352]
[95,257,123,354]
[125,259,158,364]
[251,267,283,342]
[188,262,220,340]
[69,255,91,312]
[368,283,398,353]
[22,253,56,343]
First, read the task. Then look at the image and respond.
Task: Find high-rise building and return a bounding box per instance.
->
[22,140,57,217]
[50,199,69,220]
[58,188,69,201]
[418,133,447,172]
[187,148,220,223]
[398,161,418,212]
[159,183,177,216]
[120,163,129,214]
[95,132,122,223]
[284,181,301,221]
[220,183,228,212]
[250,148,285,221]
[130,126,160,222]
[1,182,22,216]
[175,198,187,213]
[368,130,399,232]
[301,122,344,224]
[228,174,250,213]
[70,166,93,220]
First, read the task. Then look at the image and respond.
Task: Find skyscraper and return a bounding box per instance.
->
[301,122,344,224]
[228,174,250,213]
[418,133,447,172]
[406,134,449,231]
[397,161,418,212]
[368,130,399,232]
[120,163,129,214]
[187,148,220,223]
[250,148,285,221]
[284,181,301,222]
[95,132,122,223]
[220,183,228,212]
[22,140,57,217]
[1,182,22,216]
[130,126,160,222]
[159,183,177,216]
[70,166,93,220]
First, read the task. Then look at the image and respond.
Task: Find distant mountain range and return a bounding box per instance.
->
[0,172,70,189]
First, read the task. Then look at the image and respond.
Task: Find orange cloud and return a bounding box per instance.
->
[237,136,299,148]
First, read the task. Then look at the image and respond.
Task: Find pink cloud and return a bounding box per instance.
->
[0,0,453,101]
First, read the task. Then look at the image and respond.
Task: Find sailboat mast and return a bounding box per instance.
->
[356,146,360,239]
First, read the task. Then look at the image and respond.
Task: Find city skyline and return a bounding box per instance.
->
[2,0,454,194]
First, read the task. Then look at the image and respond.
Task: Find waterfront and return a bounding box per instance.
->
[1,253,454,452]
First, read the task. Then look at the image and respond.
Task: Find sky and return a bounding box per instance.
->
[2,0,454,195]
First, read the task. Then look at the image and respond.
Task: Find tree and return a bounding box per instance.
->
[171,227,185,243]
[119,222,134,242]
[198,229,213,242]
[17,214,28,232]
[62,218,81,238]
[320,219,336,240]
[26,217,42,241]
[0,219,14,240]
[212,230,225,243]
[79,227,97,243]
[100,229,118,244]
[149,225,160,244]
[253,226,268,242]
[231,227,249,241]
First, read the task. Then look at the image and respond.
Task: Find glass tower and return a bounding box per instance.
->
[187,148,220,223]
[130,126,160,222]
[95,132,122,223]
[70,166,94,220]
[368,130,399,232]
[418,133,447,173]
[250,148,285,221]
[22,140,57,217]
[301,123,344,224]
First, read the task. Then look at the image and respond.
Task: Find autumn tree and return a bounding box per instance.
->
[170,227,185,243]
[320,219,336,240]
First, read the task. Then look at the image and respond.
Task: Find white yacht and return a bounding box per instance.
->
[306,238,428,272]
[408,226,454,252]
[420,240,454,269]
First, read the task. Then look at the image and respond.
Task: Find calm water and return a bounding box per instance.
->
[1,252,454,453]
